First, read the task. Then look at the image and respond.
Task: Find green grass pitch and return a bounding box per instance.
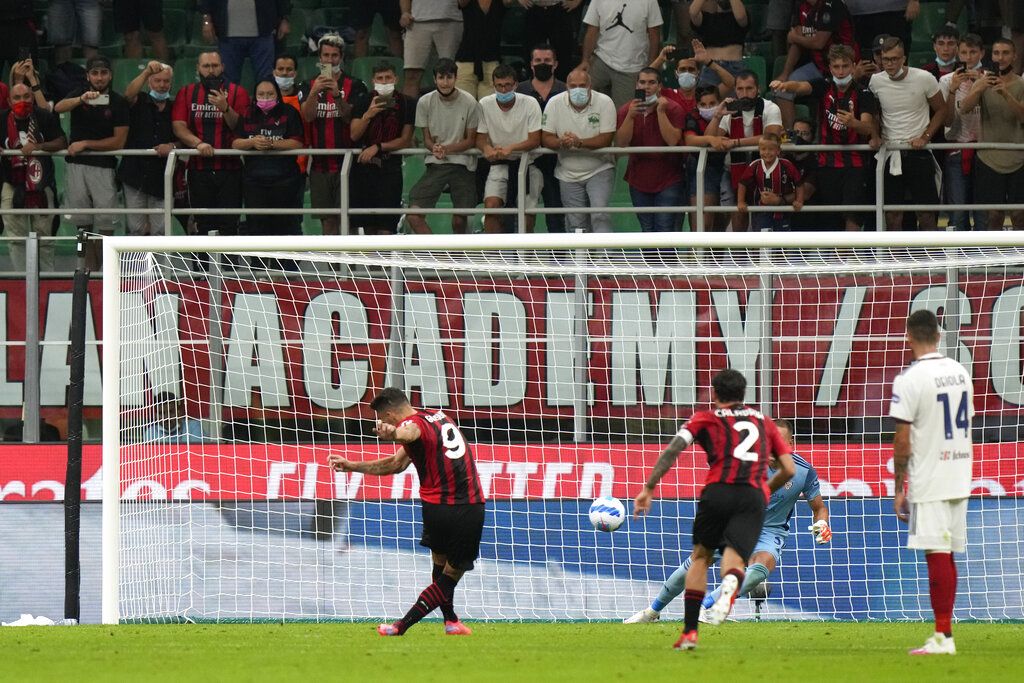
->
[5,622,1021,681]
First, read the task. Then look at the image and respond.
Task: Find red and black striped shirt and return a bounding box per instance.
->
[680,405,790,501]
[171,82,250,172]
[401,410,485,506]
[305,76,370,174]
[793,0,858,75]
[811,79,877,169]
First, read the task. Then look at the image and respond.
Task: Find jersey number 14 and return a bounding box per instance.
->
[936,390,969,439]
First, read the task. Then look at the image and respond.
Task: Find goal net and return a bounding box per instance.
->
[102,233,1024,624]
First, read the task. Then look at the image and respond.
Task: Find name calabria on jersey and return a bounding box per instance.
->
[328,387,485,637]
[626,418,830,625]
[633,368,796,651]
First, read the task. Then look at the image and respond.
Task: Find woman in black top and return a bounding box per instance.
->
[232,78,305,237]
[689,0,749,89]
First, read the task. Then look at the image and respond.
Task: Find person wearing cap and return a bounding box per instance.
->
[406,59,480,235]
[868,36,946,230]
[54,56,131,270]
[350,62,415,235]
[118,60,178,237]
[541,69,616,233]
[171,50,250,238]
[301,33,370,236]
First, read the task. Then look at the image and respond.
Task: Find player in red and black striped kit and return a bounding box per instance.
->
[634,369,795,651]
[328,387,484,637]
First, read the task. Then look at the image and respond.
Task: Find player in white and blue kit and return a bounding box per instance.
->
[625,419,831,624]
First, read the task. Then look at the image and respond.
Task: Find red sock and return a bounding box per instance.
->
[926,552,956,637]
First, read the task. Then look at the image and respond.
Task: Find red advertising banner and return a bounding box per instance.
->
[2,275,1023,422]
[0,443,1020,501]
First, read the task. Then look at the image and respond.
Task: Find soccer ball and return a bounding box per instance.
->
[588,496,626,532]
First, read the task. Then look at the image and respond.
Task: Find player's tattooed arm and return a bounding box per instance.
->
[327,449,411,476]
[645,434,689,490]
[891,420,912,522]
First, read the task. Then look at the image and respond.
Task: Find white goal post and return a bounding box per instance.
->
[101,231,1024,625]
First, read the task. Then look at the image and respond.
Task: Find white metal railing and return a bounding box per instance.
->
[2,141,1023,247]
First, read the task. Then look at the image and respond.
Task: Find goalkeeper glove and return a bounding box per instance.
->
[808,520,832,545]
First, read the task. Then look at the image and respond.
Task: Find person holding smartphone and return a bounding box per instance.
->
[54,55,130,269]
[350,62,415,235]
[938,33,987,230]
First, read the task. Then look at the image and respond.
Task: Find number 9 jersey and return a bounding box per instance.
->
[678,406,791,502]
[400,410,486,505]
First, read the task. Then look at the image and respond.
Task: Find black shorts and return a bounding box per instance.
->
[691,483,766,561]
[113,0,164,34]
[350,0,402,31]
[883,150,940,207]
[974,157,1024,205]
[419,502,486,571]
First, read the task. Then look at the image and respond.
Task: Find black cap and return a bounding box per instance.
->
[85,55,112,71]
[433,58,457,76]
[871,34,892,53]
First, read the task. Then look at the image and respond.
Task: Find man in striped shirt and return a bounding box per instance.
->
[328,387,485,637]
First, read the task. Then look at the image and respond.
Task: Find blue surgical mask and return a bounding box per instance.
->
[832,74,853,87]
[275,75,295,90]
[495,90,516,104]
[698,106,717,121]
[935,55,956,67]
[677,72,697,90]
[568,87,590,106]
[149,89,171,101]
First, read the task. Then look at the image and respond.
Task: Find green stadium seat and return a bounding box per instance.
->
[909,51,933,68]
[112,58,154,92]
[742,55,767,92]
[172,58,197,91]
[163,10,190,48]
[292,0,323,8]
[911,4,967,48]
[350,55,405,87]
[772,55,787,81]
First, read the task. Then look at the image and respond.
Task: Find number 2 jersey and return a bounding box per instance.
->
[678,405,791,501]
[889,352,974,503]
[399,410,485,506]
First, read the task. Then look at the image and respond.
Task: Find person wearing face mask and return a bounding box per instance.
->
[923,27,961,81]
[272,54,308,178]
[518,44,567,232]
[651,39,738,113]
[407,59,481,235]
[0,83,66,271]
[937,34,987,230]
[232,78,305,238]
[118,60,179,237]
[958,38,1024,230]
[771,45,878,230]
[541,69,616,233]
[705,70,784,231]
[171,50,250,239]
[615,67,687,232]
[302,34,370,236]
[350,63,416,235]
[54,55,131,269]
[868,36,946,231]
[683,86,730,230]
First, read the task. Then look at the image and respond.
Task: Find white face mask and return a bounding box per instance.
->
[375,82,395,96]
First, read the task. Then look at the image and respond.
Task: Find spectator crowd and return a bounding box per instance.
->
[0,0,1023,270]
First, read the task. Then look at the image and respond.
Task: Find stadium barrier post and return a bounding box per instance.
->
[163,151,176,236]
[65,230,88,625]
[340,151,353,236]
[101,234,121,624]
[572,229,589,442]
[875,144,887,231]
[695,149,707,232]
[24,232,40,443]
[517,154,529,234]
[206,233,226,441]
[757,260,773,415]
[386,265,407,390]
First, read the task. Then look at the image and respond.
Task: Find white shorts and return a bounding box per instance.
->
[484,164,543,208]
[907,498,968,553]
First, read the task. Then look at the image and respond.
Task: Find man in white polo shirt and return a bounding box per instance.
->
[579,0,663,107]
[477,63,543,233]
[889,309,974,656]
[541,69,617,233]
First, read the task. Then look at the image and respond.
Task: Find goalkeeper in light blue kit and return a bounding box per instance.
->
[625,419,831,624]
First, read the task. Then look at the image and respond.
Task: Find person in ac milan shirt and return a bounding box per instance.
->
[771,44,878,230]
[633,368,795,650]
[232,78,304,237]
[736,133,805,231]
[328,387,485,637]
[773,0,859,129]
[171,50,250,237]
[300,33,370,236]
